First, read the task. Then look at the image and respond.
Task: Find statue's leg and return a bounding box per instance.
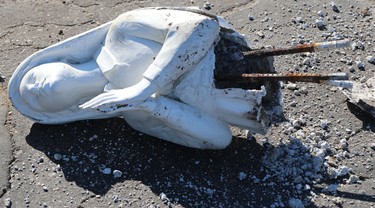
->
[122,96,232,149]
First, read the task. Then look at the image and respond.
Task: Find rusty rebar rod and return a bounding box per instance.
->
[244,39,350,57]
[216,72,348,83]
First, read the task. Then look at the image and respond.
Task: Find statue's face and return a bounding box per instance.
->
[20,62,84,112]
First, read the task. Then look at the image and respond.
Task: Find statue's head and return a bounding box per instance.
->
[19,62,107,113]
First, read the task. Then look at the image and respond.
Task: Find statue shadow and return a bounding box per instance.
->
[25,118,374,207]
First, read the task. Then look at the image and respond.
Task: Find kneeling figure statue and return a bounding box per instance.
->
[8,7,283,149]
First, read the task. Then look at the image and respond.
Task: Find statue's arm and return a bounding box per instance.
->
[81,9,220,113]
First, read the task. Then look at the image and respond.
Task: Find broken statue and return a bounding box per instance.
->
[8,7,283,149]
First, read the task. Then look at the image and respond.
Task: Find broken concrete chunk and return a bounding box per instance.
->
[343,77,375,118]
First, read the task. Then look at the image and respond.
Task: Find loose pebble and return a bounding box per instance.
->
[256,31,265,38]
[159,192,170,203]
[4,198,11,208]
[101,167,112,175]
[366,56,375,64]
[0,72,5,82]
[203,2,213,10]
[370,143,375,151]
[113,170,123,178]
[317,10,325,17]
[53,153,63,161]
[347,175,359,184]
[286,83,298,90]
[315,19,325,29]
[355,60,365,70]
[323,184,338,194]
[288,198,304,208]
[331,2,340,13]
[239,172,247,180]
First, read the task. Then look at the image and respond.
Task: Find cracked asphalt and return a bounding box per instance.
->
[1,0,375,207]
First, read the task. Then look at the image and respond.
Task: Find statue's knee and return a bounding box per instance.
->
[202,126,232,149]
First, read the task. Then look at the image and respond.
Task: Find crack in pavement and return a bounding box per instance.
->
[70,1,100,8]
[218,0,259,17]
[0,31,12,39]
[11,43,46,50]
[0,84,15,198]
[5,20,96,30]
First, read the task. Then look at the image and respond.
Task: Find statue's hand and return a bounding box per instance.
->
[79,89,143,113]
[80,79,157,113]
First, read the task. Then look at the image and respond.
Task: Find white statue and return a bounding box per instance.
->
[8,7,282,149]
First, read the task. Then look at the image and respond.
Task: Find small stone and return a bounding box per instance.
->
[319,141,330,150]
[288,198,304,208]
[331,2,340,12]
[323,184,338,194]
[340,58,350,64]
[4,198,12,207]
[293,176,303,184]
[36,157,44,164]
[101,167,112,175]
[0,72,5,82]
[320,119,330,130]
[113,170,123,178]
[337,166,351,176]
[261,137,269,145]
[294,90,301,96]
[289,101,297,107]
[295,16,304,23]
[299,87,308,94]
[351,41,365,51]
[332,32,344,40]
[53,153,62,161]
[347,175,359,184]
[303,58,311,65]
[349,66,355,73]
[340,139,348,149]
[315,19,325,29]
[159,193,169,202]
[256,31,265,38]
[203,2,213,10]
[112,195,120,203]
[239,172,247,180]
[248,15,255,21]
[356,60,365,70]
[370,143,375,151]
[286,83,298,90]
[261,16,269,22]
[366,56,375,64]
[317,10,325,17]
[327,26,335,33]
[88,134,98,141]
